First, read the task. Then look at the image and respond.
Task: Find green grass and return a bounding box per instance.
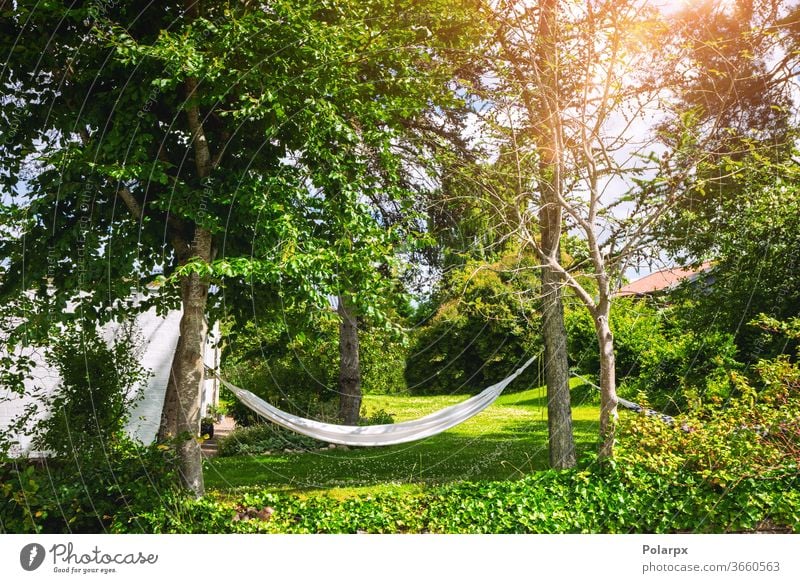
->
[204,379,599,496]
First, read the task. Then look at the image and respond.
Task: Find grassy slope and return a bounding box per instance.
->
[204,380,599,496]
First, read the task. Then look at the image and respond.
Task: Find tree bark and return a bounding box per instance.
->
[594,299,618,459]
[337,295,362,425]
[540,227,576,469]
[157,228,211,498]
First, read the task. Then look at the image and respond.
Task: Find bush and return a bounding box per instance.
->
[406,254,542,395]
[23,322,149,457]
[217,423,326,457]
[565,298,741,414]
[627,329,740,414]
[566,297,663,381]
[0,439,179,534]
[359,407,395,425]
[616,319,800,483]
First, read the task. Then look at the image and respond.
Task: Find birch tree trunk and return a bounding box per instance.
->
[337,295,362,425]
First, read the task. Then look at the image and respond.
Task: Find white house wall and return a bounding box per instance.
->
[121,308,182,445]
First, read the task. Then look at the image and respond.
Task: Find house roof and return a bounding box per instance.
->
[616,262,712,297]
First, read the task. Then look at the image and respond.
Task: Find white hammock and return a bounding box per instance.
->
[216,356,536,446]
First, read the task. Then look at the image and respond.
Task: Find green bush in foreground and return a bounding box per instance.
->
[111,462,799,534]
[0,439,179,534]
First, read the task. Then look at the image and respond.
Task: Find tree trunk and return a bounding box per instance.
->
[337,295,362,425]
[158,2,216,494]
[538,200,578,469]
[594,301,618,459]
[158,373,179,440]
[537,0,576,470]
[495,0,575,468]
[157,228,211,498]
[541,266,576,468]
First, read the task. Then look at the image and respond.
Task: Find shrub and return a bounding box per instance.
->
[565,298,741,414]
[359,407,395,425]
[30,322,149,457]
[0,439,179,534]
[406,255,542,395]
[217,423,326,457]
[627,329,740,414]
[565,297,663,381]
[616,319,800,483]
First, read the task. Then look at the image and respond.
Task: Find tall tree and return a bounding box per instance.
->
[477,0,578,466]
[527,0,574,469]
[0,0,485,494]
[474,0,689,457]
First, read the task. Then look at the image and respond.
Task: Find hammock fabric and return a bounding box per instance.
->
[215,356,536,446]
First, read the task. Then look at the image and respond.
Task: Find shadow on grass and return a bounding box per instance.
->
[204,419,598,493]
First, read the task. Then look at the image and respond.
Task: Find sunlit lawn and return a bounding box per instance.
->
[204,380,600,496]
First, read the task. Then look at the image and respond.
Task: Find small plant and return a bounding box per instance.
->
[206,404,225,421]
[358,407,396,426]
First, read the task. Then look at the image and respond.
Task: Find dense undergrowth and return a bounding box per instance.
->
[107,460,800,533]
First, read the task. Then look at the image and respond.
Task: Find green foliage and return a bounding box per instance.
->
[9,342,799,534]
[565,297,663,382]
[359,407,396,426]
[217,424,326,457]
[119,351,800,534]
[566,297,741,413]
[664,159,800,362]
[406,253,542,394]
[617,323,800,484]
[0,0,487,355]
[0,439,179,534]
[28,323,149,458]
[109,463,799,533]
